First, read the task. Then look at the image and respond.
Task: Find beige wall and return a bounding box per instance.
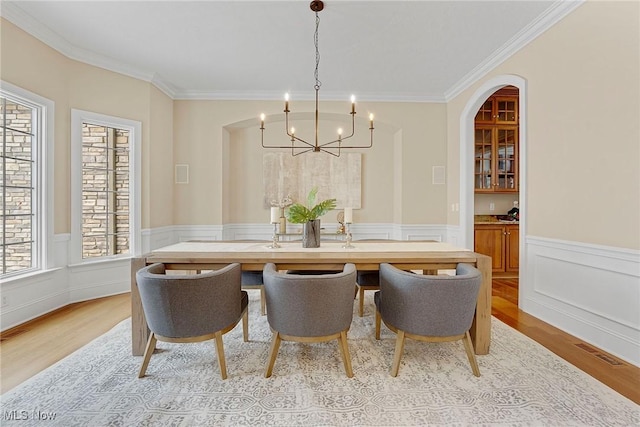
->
[3,0,638,250]
[447,0,639,249]
[1,18,175,231]
[148,86,174,228]
[173,100,448,226]
[475,194,519,216]
[1,19,70,234]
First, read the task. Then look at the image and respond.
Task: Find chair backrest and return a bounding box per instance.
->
[378,263,481,337]
[263,263,357,337]
[136,263,242,338]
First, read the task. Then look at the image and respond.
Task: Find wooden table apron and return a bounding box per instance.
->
[130,242,492,356]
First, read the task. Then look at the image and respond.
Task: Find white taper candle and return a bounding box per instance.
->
[270,207,280,224]
[344,207,353,224]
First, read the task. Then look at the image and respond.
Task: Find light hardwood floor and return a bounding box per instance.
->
[1,293,131,394]
[1,283,639,404]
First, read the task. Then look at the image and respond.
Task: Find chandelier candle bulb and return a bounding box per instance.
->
[258,0,374,156]
[344,207,353,224]
[270,207,280,224]
[260,114,265,129]
[369,113,374,128]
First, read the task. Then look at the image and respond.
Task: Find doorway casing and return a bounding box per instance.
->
[459,74,527,305]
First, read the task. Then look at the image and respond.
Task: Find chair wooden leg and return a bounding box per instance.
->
[337,330,354,378]
[214,331,228,380]
[358,287,365,317]
[375,310,381,340]
[264,331,282,378]
[242,308,249,342]
[391,330,406,377]
[260,287,266,316]
[137,333,157,378]
[463,330,481,377]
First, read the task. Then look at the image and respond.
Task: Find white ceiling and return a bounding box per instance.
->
[2,1,580,101]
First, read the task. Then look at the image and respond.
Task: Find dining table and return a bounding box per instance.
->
[130,240,492,356]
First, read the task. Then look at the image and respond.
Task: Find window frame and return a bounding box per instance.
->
[70,109,141,264]
[0,81,54,280]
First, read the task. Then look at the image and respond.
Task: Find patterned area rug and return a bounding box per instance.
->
[1,291,638,426]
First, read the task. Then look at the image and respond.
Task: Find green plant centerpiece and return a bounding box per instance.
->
[286,187,336,248]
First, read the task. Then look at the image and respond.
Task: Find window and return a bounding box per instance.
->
[71,110,140,263]
[1,83,53,279]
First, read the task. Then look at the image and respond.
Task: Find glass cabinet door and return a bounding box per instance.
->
[474,99,494,124]
[495,127,518,191]
[474,127,493,191]
[495,97,518,124]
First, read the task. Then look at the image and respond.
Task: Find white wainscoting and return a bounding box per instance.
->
[522,236,640,367]
[13,224,639,370]
[223,223,457,243]
[1,223,458,330]
[1,235,69,330]
[67,259,131,302]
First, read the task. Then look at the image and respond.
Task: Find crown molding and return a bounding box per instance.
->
[444,0,585,101]
[150,74,178,99]
[1,2,164,91]
[2,0,582,104]
[172,89,446,103]
[0,2,448,103]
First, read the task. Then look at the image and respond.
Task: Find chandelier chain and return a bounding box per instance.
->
[259,0,374,156]
[314,11,322,90]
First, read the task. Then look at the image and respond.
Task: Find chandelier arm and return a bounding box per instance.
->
[292,135,315,148]
[259,1,374,156]
[292,147,316,156]
[319,147,341,157]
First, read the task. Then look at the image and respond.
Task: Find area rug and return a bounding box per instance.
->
[1,291,638,426]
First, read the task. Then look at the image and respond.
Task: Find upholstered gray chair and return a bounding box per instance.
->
[226,240,269,316]
[262,262,357,378]
[241,270,266,315]
[356,269,379,317]
[375,262,482,377]
[354,239,399,317]
[136,262,248,380]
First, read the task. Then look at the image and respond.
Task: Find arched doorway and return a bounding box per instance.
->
[459,75,527,306]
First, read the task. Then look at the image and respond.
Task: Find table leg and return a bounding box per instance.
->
[470,254,492,355]
[131,257,149,356]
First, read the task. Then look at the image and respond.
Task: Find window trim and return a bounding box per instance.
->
[70,109,141,264]
[0,81,54,279]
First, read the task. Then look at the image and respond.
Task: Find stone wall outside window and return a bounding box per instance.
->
[2,100,33,274]
[81,123,129,259]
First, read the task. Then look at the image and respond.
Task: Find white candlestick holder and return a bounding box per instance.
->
[268,222,281,249]
[342,222,354,249]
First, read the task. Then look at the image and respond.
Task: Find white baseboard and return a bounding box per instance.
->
[522,236,640,367]
[0,268,69,330]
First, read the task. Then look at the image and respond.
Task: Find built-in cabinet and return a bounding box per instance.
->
[474,224,519,273]
[474,95,519,193]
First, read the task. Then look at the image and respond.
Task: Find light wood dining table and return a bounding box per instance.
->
[130,240,492,356]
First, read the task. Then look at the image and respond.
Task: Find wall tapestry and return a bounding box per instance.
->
[263,152,361,209]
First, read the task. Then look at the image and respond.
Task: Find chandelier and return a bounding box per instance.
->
[260,0,374,157]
